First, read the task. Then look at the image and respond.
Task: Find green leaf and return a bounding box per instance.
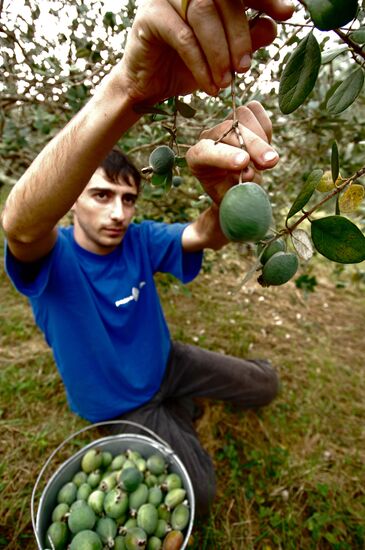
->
[279,32,321,114]
[151,171,172,190]
[286,169,323,221]
[311,215,365,263]
[175,156,187,168]
[349,28,365,44]
[321,45,347,64]
[326,67,364,115]
[175,98,196,119]
[331,141,339,183]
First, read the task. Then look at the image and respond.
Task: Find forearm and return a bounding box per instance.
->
[182,204,229,252]
[1,65,140,244]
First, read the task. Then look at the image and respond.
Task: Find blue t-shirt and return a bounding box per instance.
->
[5,221,203,422]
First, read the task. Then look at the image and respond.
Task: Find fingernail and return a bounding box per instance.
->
[238,54,251,72]
[263,150,279,163]
[234,151,247,166]
[221,71,233,87]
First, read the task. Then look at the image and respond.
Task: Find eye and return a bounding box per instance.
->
[123,194,137,206]
[94,191,110,202]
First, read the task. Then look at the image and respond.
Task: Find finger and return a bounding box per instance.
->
[238,124,279,169]
[204,106,269,146]
[249,15,278,51]
[245,0,295,21]
[184,0,237,88]
[187,139,250,172]
[178,0,251,88]
[213,0,253,75]
[244,100,273,142]
[140,0,219,95]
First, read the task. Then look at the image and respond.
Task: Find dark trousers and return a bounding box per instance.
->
[108,341,279,515]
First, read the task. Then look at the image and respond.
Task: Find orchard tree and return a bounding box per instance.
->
[0,0,364,286]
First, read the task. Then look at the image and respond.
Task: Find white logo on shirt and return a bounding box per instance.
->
[115,281,146,307]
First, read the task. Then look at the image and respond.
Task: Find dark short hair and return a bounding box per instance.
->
[100,147,141,192]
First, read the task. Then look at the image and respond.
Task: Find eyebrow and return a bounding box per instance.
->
[88,186,138,197]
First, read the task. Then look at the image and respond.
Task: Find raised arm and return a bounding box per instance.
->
[182,102,279,252]
[1,0,293,262]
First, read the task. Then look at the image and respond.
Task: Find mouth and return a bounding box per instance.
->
[102,227,125,237]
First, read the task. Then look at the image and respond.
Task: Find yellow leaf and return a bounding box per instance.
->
[316,170,342,192]
[338,184,365,213]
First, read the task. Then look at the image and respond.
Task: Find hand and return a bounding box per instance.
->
[185,101,279,204]
[119,0,294,104]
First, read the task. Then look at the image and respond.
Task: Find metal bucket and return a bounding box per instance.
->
[31,420,195,549]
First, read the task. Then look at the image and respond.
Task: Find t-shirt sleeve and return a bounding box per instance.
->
[4,238,60,298]
[141,221,203,283]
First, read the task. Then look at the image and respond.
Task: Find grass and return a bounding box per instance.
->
[1,232,365,549]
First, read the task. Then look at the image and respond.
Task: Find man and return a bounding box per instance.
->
[2,0,293,513]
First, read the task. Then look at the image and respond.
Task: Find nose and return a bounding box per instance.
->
[110,198,124,222]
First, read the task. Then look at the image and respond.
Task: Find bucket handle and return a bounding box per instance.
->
[31,419,172,549]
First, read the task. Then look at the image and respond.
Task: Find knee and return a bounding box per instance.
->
[257,363,280,406]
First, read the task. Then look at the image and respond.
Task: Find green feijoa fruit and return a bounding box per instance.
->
[68,503,96,534]
[122,459,137,471]
[46,521,69,550]
[119,517,137,536]
[164,489,186,511]
[147,536,163,550]
[126,449,142,463]
[115,535,127,550]
[161,473,182,493]
[137,503,158,535]
[157,474,167,485]
[87,470,102,489]
[172,176,183,188]
[154,518,170,539]
[57,481,77,505]
[259,251,299,287]
[145,473,158,488]
[72,470,88,487]
[120,467,143,492]
[148,486,163,507]
[219,182,272,243]
[69,529,102,550]
[111,453,127,471]
[99,472,117,492]
[171,503,189,531]
[257,237,286,265]
[157,504,171,522]
[124,526,148,550]
[81,448,103,474]
[70,498,89,512]
[101,451,113,469]
[136,457,147,473]
[95,516,118,545]
[147,454,166,476]
[77,482,93,501]
[52,502,69,522]
[129,483,149,515]
[87,489,105,515]
[104,488,129,519]
[161,530,184,550]
[149,146,175,175]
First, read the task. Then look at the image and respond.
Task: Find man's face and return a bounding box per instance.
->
[72,168,138,255]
